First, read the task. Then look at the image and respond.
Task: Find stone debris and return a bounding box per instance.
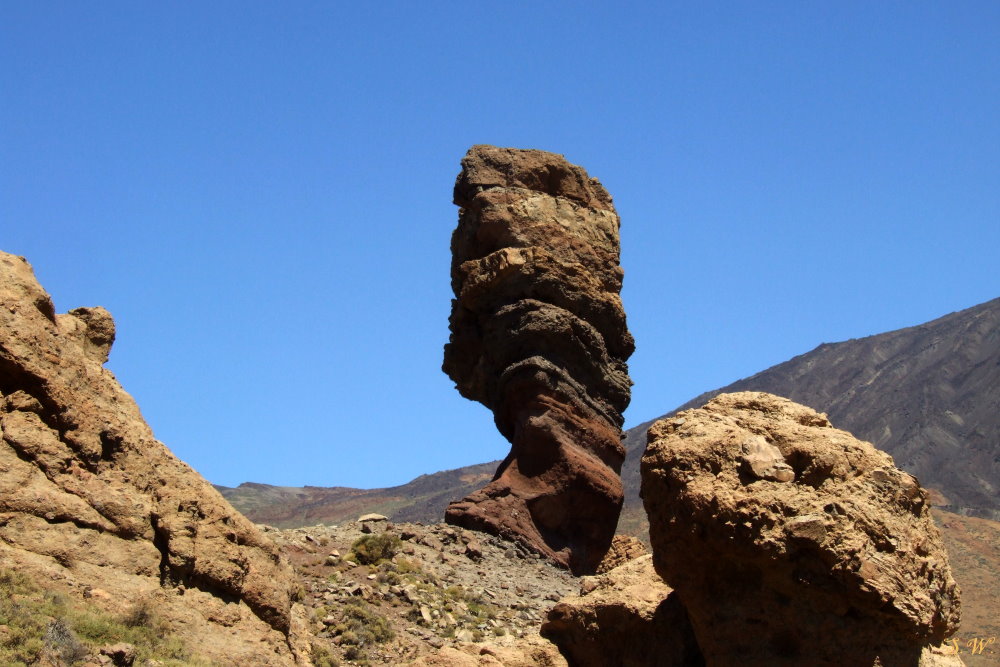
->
[271,519,576,665]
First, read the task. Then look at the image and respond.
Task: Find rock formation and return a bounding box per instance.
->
[595,534,648,574]
[641,392,962,667]
[0,252,309,664]
[442,145,634,574]
[541,555,703,667]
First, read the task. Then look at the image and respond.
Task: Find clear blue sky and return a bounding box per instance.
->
[3,3,998,488]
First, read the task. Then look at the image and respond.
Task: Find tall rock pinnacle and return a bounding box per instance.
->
[443,145,634,574]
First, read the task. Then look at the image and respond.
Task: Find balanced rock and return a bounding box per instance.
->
[0,253,308,664]
[641,392,961,667]
[541,555,703,666]
[443,145,634,574]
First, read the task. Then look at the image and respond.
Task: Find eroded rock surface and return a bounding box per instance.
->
[443,145,634,574]
[0,252,308,664]
[641,392,962,667]
[595,534,648,574]
[541,555,703,666]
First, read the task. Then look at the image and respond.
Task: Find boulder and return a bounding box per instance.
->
[443,146,634,574]
[640,392,962,666]
[0,252,309,664]
[541,555,703,666]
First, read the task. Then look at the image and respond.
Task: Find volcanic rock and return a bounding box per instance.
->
[541,555,703,666]
[443,145,634,574]
[0,252,309,664]
[641,392,962,666]
[595,534,648,574]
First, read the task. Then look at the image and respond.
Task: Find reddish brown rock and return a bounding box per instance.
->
[0,252,310,664]
[641,392,962,667]
[443,146,634,574]
[541,555,703,666]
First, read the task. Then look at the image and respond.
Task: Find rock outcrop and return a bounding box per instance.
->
[0,252,308,664]
[541,555,703,666]
[641,392,962,667]
[595,534,648,574]
[442,145,634,574]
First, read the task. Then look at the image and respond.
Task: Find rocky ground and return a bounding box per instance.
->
[269,517,575,666]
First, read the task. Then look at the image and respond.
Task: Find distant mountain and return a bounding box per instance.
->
[664,296,1000,520]
[222,296,1000,527]
[215,461,498,529]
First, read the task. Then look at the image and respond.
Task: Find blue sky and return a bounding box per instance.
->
[3,3,998,488]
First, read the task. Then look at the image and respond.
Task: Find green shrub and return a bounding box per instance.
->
[0,568,205,666]
[394,557,421,574]
[327,598,394,646]
[311,643,340,667]
[44,618,89,664]
[349,534,401,565]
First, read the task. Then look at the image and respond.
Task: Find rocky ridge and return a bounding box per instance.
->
[443,145,634,574]
[0,252,310,665]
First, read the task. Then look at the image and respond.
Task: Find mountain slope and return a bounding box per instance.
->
[666,296,1000,519]
[223,297,1000,526]
[216,462,499,529]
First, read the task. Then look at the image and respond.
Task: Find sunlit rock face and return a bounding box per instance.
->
[443,145,634,575]
[0,252,309,664]
[641,392,962,667]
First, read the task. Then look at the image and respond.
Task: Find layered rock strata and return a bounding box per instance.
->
[541,555,703,666]
[0,252,308,664]
[641,392,961,666]
[443,145,634,574]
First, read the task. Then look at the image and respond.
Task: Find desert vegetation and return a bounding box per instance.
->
[0,568,206,666]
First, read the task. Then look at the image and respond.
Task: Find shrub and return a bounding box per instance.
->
[394,557,421,575]
[311,643,340,667]
[43,618,89,664]
[376,570,400,585]
[328,599,394,645]
[349,534,401,565]
[343,645,364,661]
[121,597,161,630]
[0,568,204,666]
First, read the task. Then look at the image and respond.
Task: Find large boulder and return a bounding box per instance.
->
[0,252,309,664]
[541,555,703,666]
[443,145,634,574]
[641,392,962,666]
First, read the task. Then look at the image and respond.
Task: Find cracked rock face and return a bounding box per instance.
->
[641,392,961,667]
[443,146,634,574]
[0,252,307,663]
